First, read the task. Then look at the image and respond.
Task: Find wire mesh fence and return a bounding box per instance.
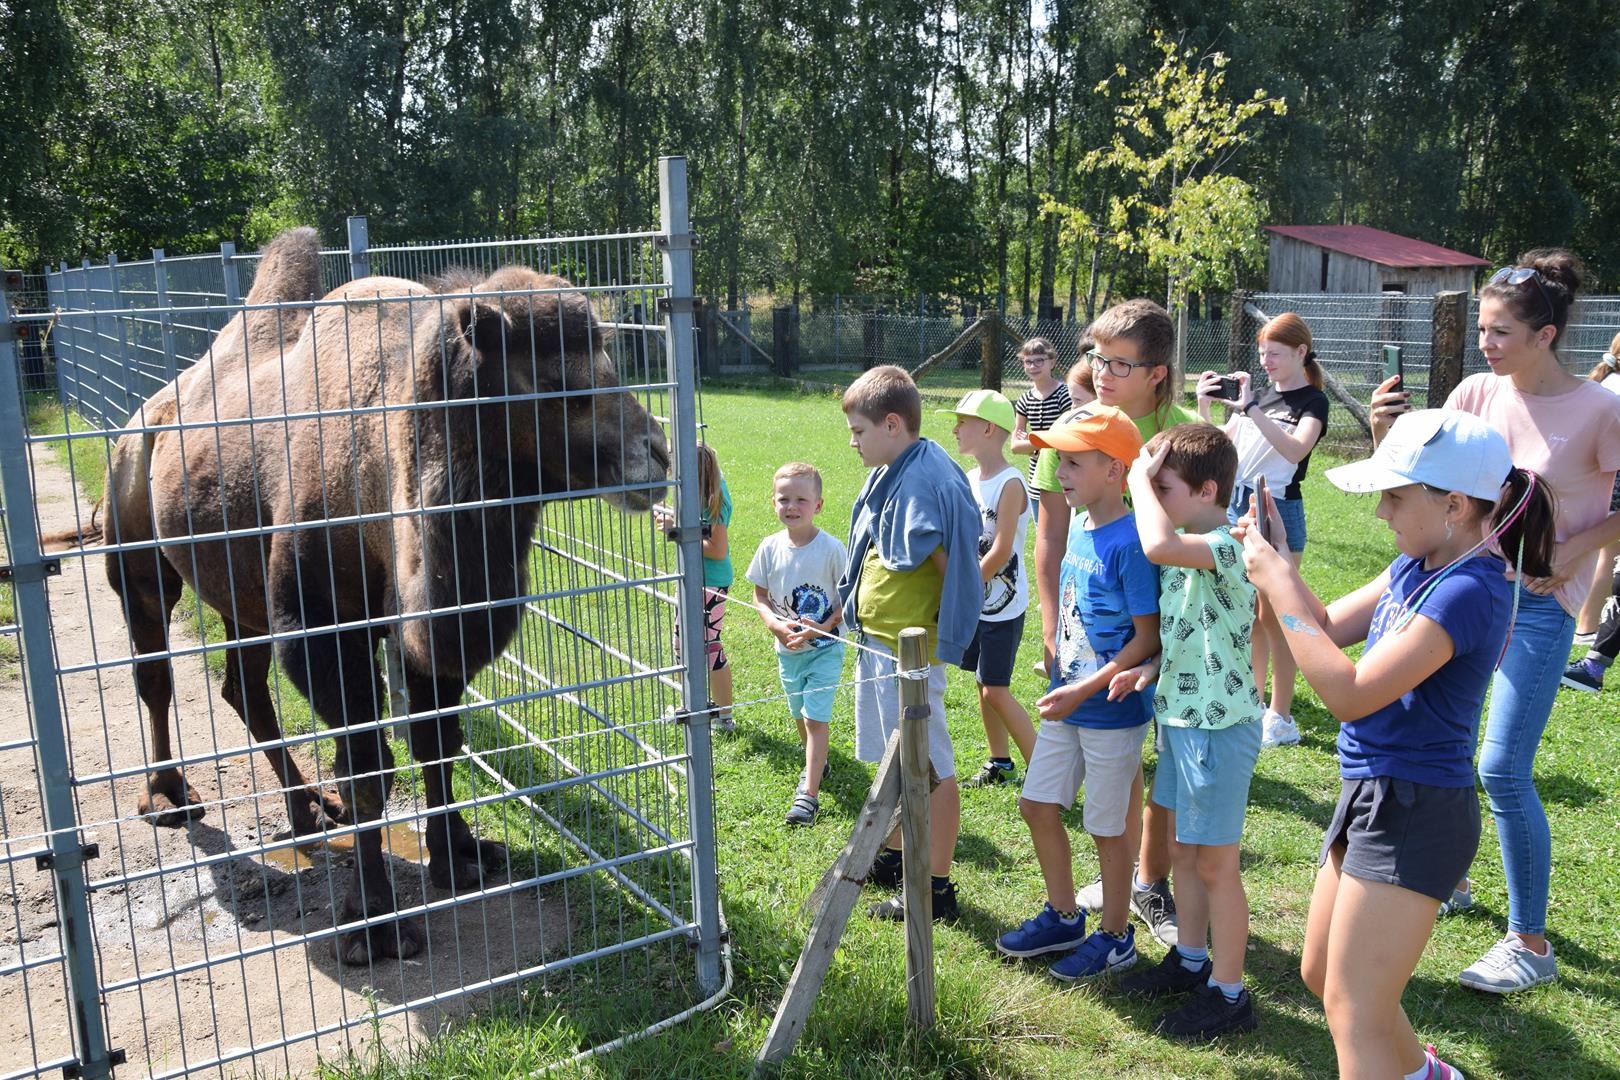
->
[1,161,725,1078]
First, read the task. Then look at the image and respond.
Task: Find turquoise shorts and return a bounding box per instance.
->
[1151,720,1262,846]
[777,643,846,723]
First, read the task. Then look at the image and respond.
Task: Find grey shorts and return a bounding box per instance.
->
[1021,720,1147,836]
[1321,776,1481,903]
[854,641,955,779]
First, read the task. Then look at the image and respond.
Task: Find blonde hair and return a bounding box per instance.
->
[773,460,822,496]
[1588,330,1620,382]
[696,443,724,520]
[841,364,922,434]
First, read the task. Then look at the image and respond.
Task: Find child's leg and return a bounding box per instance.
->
[710,662,733,714]
[1021,798,1077,911]
[930,779,960,877]
[1322,874,1440,1079]
[1139,787,1173,883]
[1093,831,1133,936]
[1300,844,1345,999]
[1169,824,1207,949]
[795,715,808,746]
[803,719,830,798]
[1194,843,1248,986]
[981,684,1035,763]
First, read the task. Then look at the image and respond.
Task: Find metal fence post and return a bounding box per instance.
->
[220,241,242,307]
[152,248,178,387]
[348,216,370,281]
[0,287,118,1079]
[106,253,136,423]
[659,154,724,997]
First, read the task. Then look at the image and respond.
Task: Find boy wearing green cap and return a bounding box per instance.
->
[941,390,1036,788]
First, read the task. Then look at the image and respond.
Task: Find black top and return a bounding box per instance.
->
[1234,383,1331,501]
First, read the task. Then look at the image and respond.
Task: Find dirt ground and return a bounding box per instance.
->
[0,446,568,1079]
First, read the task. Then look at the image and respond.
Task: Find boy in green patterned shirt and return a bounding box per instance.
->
[1118,423,1263,1042]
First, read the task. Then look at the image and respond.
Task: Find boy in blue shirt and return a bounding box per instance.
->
[1119,423,1263,1040]
[839,365,982,922]
[996,403,1161,980]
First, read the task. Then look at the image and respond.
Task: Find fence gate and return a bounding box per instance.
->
[0,156,722,1079]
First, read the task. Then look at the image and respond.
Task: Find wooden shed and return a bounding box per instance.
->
[1264,225,1489,295]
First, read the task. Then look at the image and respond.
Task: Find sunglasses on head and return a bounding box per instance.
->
[1489,266,1555,325]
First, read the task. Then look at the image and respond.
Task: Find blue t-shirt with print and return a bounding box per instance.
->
[1339,554,1512,787]
[1051,511,1160,729]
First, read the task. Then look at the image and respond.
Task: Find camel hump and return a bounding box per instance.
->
[245,227,323,306]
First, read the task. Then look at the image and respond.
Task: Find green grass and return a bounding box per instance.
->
[328,384,1618,1079]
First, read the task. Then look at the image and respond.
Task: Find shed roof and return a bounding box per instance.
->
[1263,225,1490,269]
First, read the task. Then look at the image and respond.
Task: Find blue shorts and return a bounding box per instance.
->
[1229,485,1307,552]
[1151,720,1262,846]
[777,643,845,723]
[960,613,1026,687]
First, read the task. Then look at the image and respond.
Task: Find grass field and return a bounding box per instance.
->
[330,382,1619,1079]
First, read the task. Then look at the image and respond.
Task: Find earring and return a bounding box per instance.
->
[1445,522,1455,543]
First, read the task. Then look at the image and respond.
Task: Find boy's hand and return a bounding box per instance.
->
[1129,442,1172,486]
[1107,657,1159,701]
[783,618,825,650]
[1037,681,1088,721]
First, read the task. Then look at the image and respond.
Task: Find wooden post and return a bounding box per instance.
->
[755,730,906,1073]
[772,305,793,377]
[897,627,935,1031]
[980,316,1001,392]
[1428,290,1467,408]
[1227,289,1254,376]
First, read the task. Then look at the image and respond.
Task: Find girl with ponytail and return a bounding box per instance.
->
[1369,248,1620,995]
[1195,311,1331,749]
[1237,410,1552,1080]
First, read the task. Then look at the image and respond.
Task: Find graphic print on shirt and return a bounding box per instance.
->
[788,582,838,648]
[1056,566,1131,683]
[978,505,1022,616]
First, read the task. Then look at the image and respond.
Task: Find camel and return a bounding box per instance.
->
[60,228,671,964]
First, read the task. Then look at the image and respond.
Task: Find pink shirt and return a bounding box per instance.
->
[1447,373,1620,615]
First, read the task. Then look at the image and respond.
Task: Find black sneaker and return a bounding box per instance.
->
[1561,658,1606,693]
[963,760,1015,788]
[868,848,903,889]
[1157,983,1257,1041]
[784,792,818,827]
[1131,877,1180,946]
[869,880,959,923]
[1120,945,1212,998]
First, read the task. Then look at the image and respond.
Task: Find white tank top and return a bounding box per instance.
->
[972,466,1031,621]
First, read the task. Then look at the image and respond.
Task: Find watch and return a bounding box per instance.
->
[1243,399,1260,415]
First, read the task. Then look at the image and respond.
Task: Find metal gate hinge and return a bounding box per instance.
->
[62,1048,126,1079]
[656,296,704,316]
[36,842,99,872]
[654,232,701,253]
[0,559,62,584]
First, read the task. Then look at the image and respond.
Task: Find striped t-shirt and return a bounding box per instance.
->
[1015,383,1072,495]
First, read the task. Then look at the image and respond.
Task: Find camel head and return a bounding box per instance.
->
[433,267,671,512]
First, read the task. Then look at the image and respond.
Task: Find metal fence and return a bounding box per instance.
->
[1,157,724,1079]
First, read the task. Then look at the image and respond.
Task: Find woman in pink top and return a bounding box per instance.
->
[1370,249,1620,995]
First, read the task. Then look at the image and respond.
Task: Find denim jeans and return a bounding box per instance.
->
[1477,587,1574,935]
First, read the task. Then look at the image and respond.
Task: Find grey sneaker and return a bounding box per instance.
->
[1459,934,1557,994]
[784,792,818,827]
[1131,877,1179,947]
[1438,884,1473,917]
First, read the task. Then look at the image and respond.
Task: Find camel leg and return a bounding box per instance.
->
[406,672,506,893]
[277,615,419,966]
[108,547,202,826]
[217,621,346,836]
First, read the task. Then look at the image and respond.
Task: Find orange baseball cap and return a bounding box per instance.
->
[1029,403,1143,489]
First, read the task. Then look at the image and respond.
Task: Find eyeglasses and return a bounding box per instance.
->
[1489,266,1556,325]
[1086,348,1158,379]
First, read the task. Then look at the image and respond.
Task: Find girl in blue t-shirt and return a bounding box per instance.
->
[1234,410,1554,1080]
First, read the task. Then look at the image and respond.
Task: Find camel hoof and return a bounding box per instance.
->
[428,839,506,893]
[139,786,205,828]
[331,917,422,966]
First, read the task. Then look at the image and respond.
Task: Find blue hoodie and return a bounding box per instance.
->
[839,438,982,666]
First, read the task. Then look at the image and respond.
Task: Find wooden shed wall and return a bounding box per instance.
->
[1267,234,1478,295]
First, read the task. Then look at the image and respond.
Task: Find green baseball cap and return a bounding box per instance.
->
[936,389,1015,433]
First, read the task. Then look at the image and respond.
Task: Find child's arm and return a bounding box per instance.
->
[1127,443,1216,570]
[1237,495,1384,647]
[703,519,728,562]
[752,585,797,648]
[1037,614,1161,720]
[1009,412,1035,456]
[784,598,844,650]
[979,480,1027,583]
[1107,654,1161,701]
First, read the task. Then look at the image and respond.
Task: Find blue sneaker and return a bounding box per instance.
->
[996,903,1086,958]
[1051,925,1137,982]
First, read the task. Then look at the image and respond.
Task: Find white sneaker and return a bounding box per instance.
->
[1260,709,1300,748]
[1458,934,1557,994]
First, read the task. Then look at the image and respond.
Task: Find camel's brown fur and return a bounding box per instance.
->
[91,229,669,964]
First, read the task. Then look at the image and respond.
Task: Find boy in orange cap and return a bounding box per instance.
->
[996,403,1162,983]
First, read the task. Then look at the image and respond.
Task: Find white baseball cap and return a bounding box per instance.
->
[1325,409,1512,501]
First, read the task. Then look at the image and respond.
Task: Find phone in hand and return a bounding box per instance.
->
[1382,345,1403,385]
[1256,477,1273,545]
[1211,375,1244,402]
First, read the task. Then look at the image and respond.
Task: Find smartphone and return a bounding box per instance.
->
[1382,345,1403,385]
[1256,477,1273,545]
[1212,375,1244,402]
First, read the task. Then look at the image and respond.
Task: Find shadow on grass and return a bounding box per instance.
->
[1537,771,1605,809]
[1248,770,1336,830]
